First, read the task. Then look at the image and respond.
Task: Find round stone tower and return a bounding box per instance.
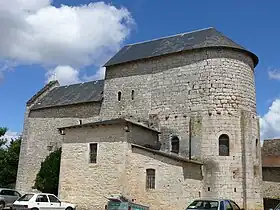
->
[102,27,262,209]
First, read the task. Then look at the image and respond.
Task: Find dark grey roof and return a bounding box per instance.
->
[104,27,258,67]
[27,80,59,106]
[30,80,104,110]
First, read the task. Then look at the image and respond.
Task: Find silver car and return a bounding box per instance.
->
[185,199,244,210]
[0,188,21,210]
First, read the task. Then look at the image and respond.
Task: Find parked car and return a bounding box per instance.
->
[185,199,244,210]
[12,193,77,210]
[0,188,21,210]
[271,202,280,210]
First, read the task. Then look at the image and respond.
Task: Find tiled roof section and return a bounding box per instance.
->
[104,27,258,67]
[26,80,59,106]
[30,80,104,110]
[262,139,280,156]
[58,118,161,134]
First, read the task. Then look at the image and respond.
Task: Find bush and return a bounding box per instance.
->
[33,147,62,195]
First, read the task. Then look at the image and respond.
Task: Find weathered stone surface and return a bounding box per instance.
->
[16,45,262,209]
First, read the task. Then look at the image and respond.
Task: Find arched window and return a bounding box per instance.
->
[118,91,121,101]
[171,135,180,154]
[219,134,229,156]
[146,169,155,189]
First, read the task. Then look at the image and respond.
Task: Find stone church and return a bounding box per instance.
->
[15,27,263,210]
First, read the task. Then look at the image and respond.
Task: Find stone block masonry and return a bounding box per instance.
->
[16,27,263,210]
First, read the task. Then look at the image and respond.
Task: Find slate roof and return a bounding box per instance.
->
[104,27,258,67]
[27,80,59,106]
[30,80,104,110]
[58,118,161,134]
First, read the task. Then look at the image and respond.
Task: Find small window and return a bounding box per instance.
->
[256,138,259,158]
[118,91,121,101]
[219,134,229,156]
[36,195,49,203]
[89,143,98,163]
[131,90,135,100]
[146,169,155,189]
[48,195,60,203]
[171,136,179,154]
[18,194,34,201]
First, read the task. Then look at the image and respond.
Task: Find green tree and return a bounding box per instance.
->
[34,147,62,195]
[0,127,8,147]
[0,128,21,188]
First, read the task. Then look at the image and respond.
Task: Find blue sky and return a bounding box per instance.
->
[0,0,279,140]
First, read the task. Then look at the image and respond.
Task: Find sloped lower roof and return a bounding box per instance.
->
[58,118,161,134]
[30,80,104,110]
[104,27,258,67]
[131,144,203,165]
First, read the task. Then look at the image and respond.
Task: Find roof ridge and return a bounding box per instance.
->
[58,79,104,89]
[125,27,215,47]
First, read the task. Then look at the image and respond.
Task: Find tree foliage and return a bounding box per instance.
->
[34,147,62,195]
[0,127,21,188]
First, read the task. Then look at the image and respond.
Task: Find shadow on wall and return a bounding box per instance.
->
[131,147,203,181]
[202,159,218,197]
[263,167,280,182]
[183,163,203,181]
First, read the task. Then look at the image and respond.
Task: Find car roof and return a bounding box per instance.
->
[23,193,56,196]
[192,198,233,202]
[0,188,17,191]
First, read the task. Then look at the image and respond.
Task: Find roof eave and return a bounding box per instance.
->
[104,46,259,68]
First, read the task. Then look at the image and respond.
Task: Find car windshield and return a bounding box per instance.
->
[17,194,34,201]
[186,200,219,210]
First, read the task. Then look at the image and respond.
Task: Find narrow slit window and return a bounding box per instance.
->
[118,91,121,101]
[146,169,155,189]
[171,136,180,154]
[219,134,229,156]
[256,138,259,158]
[131,90,135,100]
[89,143,97,163]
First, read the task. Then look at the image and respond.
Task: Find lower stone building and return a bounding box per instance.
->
[262,139,280,210]
[58,118,203,210]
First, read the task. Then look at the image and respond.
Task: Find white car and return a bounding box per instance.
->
[12,193,77,210]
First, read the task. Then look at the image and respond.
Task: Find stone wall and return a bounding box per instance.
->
[17,45,263,209]
[123,146,202,210]
[59,141,128,210]
[127,124,159,147]
[263,167,280,199]
[16,102,102,194]
[102,47,262,209]
[28,102,101,118]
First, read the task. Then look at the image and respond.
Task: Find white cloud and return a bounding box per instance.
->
[46,65,80,85]
[0,0,134,84]
[268,69,280,80]
[82,67,106,81]
[0,130,20,146]
[260,99,280,141]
